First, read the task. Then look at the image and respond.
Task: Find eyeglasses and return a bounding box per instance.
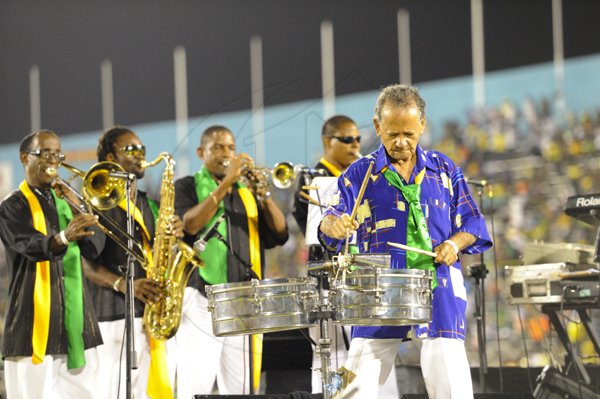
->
[27,149,66,162]
[330,136,361,144]
[121,144,146,157]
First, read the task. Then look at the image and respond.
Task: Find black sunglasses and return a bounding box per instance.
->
[27,149,66,162]
[330,136,361,144]
[121,144,146,157]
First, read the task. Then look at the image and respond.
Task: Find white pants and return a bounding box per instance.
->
[310,322,399,398]
[94,318,176,399]
[343,337,473,399]
[174,287,250,398]
[4,348,100,399]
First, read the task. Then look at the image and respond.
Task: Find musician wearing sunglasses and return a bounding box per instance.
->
[290,115,398,396]
[292,115,361,236]
[83,126,181,399]
[318,85,492,399]
[173,125,288,397]
[0,130,105,399]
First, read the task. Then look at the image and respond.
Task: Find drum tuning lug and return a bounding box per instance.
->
[252,293,262,313]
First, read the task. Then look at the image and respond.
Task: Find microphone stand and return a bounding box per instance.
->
[467,182,489,393]
[123,175,138,399]
[196,214,257,394]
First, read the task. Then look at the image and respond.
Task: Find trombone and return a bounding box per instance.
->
[48,162,148,266]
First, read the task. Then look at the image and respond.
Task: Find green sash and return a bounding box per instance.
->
[193,167,261,283]
[193,168,229,284]
[382,167,437,289]
[51,190,86,369]
[193,167,263,391]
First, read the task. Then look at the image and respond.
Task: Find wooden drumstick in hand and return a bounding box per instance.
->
[387,241,436,258]
[343,161,375,255]
[299,191,322,207]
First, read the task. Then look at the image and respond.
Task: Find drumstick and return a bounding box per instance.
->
[387,241,437,258]
[349,161,374,221]
[343,161,374,255]
[299,191,322,207]
[302,185,320,190]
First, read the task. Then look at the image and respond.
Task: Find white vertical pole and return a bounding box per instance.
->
[174,45,190,177]
[250,35,265,165]
[101,59,114,130]
[471,0,486,108]
[552,0,565,116]
[29,65,41,132]
[321,20,335,119]
[397,9,412,85]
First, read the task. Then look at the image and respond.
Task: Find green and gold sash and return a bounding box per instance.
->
[20,181,86,369]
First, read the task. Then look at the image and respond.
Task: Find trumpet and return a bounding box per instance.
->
[222,160,319,190]
[48,162,147,266]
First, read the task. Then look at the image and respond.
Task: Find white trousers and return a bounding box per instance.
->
[174,287,250,398]
[343,337,473,399]
[310,322,399,398]
[4,348,100,399]
[94,318,176,399]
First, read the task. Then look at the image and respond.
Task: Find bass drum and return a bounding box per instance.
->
[206,277,318,337]
[330,254,433,326]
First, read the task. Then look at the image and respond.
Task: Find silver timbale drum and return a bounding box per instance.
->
[330,254,433,326]
[206,277,318,336]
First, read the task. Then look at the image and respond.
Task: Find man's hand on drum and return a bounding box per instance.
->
[320,213,359,240]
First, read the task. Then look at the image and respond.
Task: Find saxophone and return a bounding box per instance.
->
[142,152,204,340]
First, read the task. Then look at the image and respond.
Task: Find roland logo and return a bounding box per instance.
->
[576,196,600,207]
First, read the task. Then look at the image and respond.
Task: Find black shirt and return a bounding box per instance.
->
[87,191,156,321]
[0,186,104,357]
[174,175,289,295]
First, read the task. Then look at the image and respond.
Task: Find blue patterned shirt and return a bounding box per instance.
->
[319,144,492,339]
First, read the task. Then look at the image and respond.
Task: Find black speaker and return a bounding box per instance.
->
[402,395,534,398]
[533,366,600,399]
[193,393,322,399]
[193,396,286,399]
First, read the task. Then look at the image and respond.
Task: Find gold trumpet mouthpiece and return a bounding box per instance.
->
[46,167,57,176]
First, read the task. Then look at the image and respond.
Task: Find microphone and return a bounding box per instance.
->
[108,171,136,180]
[193,213,226,253]
[465,177,488,187]
[298,166,327,176]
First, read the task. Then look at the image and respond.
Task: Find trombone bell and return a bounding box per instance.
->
[83,162,127,210]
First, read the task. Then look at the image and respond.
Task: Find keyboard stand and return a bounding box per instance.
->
[541,302,600,385]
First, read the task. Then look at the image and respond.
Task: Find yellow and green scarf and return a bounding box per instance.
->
[193,166,263,391]
[117,199,172,399]
[20,181,85,369]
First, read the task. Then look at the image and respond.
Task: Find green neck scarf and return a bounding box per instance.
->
[50,190,86,369]
[382,167,437,289]
[193,168,231,285]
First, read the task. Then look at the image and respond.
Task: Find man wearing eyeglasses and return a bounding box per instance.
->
[83,126,181,399]
[0,130,105,398]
